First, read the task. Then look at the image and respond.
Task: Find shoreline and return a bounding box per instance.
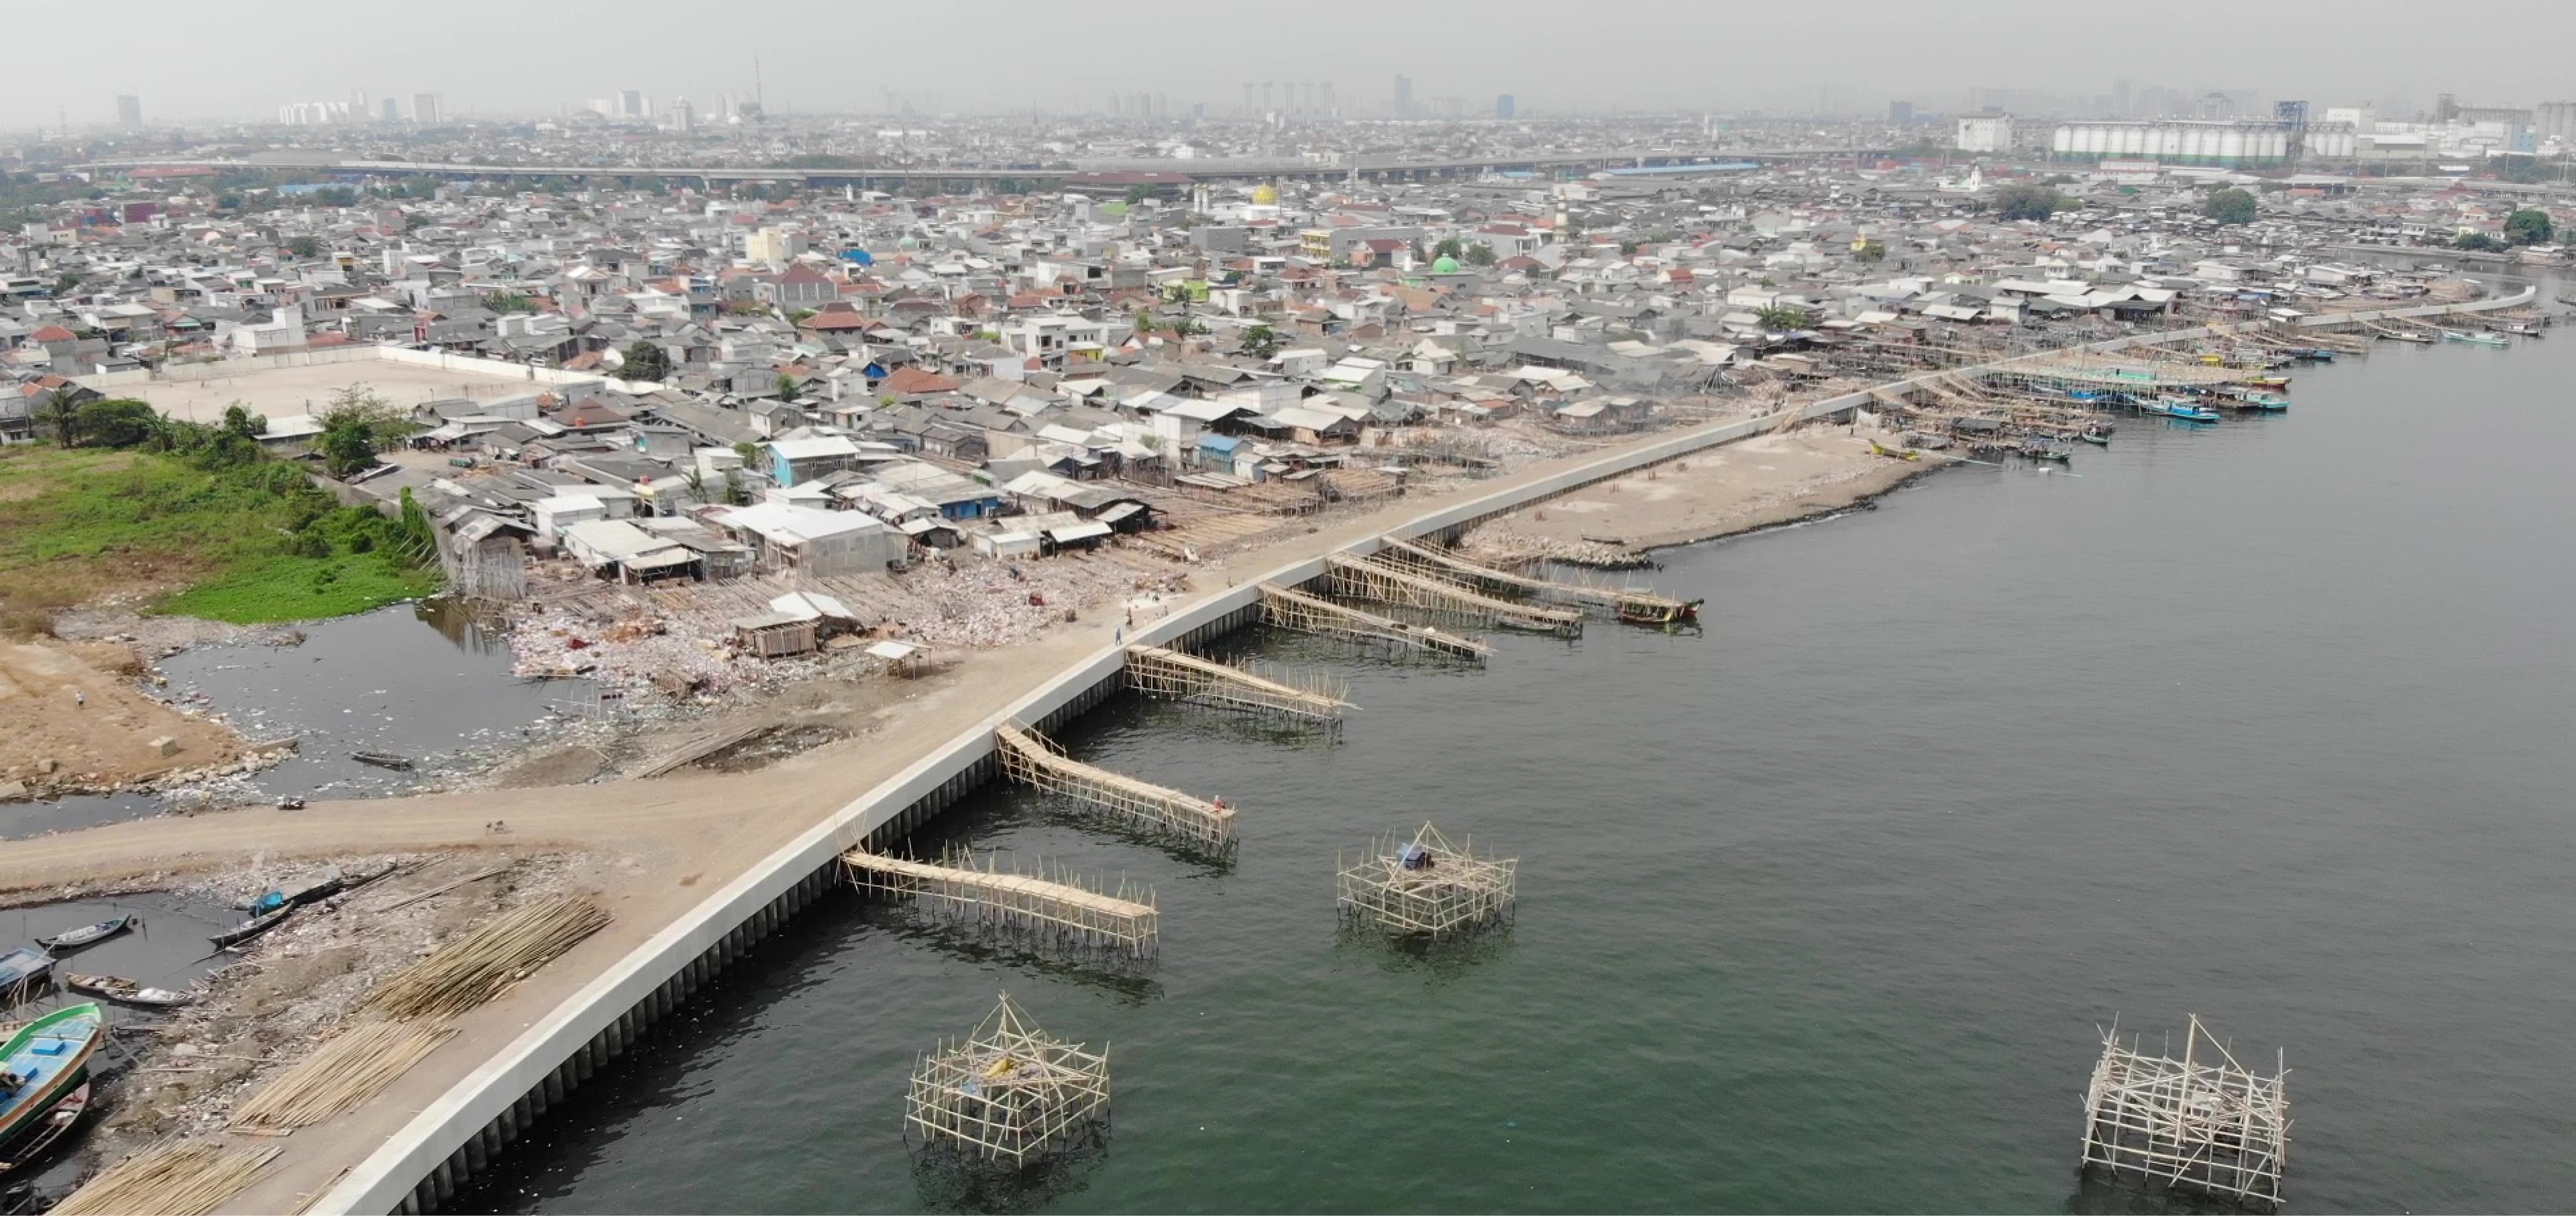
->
[15,289,2534,1214]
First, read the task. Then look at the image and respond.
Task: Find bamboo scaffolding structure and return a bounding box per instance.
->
[358,894,612,1021]
[229,1019,458,1131]
[906,994,1111,1165]
[845,848,1159,961]
[1257,583,1492,660]
[1122,644,1351,724]
[1375,536,1695,619]
[2080,1015,2290,1210]
[1336,822,1518,939]
[52,1140,283,1216]
[1324,554,1583,636]
[994,721,1235,850]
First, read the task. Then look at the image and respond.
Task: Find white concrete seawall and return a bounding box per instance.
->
[317,287,2536,1214]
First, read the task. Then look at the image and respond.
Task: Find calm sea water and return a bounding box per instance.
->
[456,315,2576,1214]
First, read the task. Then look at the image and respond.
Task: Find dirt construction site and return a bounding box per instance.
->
[115,356,562,424]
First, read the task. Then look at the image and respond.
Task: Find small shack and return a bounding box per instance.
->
[731,611,819,658]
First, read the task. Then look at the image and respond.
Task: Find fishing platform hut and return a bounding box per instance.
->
[1122,644,1350,725]
[906,993,1112,1165]
[1335,822,1518,939]
[844,848,1159,962]
[994,721,1236,852]
[2079,1015,2290,1209]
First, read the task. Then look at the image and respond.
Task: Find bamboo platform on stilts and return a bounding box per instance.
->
[1324,554,1583,636]
[1375,536,1699,623]
[845,848,1158,961]
[994,721,1236,851]
[906,994,1110,1165]
[2080,1015,2290,1211]
[1258,583,1493,661]
[1336,822,1518,940]
[1123,644,1350,724]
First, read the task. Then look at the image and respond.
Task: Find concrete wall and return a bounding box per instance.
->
[77,343,608,395]
[315,287,2535,1214]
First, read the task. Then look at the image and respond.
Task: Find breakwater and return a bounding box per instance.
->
[317,287,2536,1214]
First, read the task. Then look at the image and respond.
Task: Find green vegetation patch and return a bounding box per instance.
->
[0,443,440,632]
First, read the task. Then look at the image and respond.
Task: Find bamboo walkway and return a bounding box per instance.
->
[1375,536,1693,619]
[1258,583,1493,660]
[845,848,1158,958]
[1123,644,1350,723]
[994,721,1236,850]
[1324,554,1583,636]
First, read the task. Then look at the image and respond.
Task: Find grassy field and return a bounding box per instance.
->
[0,444,441,632]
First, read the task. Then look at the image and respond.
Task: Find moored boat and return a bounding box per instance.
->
[1617,599,1704,626]
[350,751,415,770]
[64,974,195,1010]
[32,915,138,954]
[2237,393,2291,412]
[0,1081,88,1176]
[0,1005,102,1170]
[0,952,50,998]
[2381,329,2436,344]
[2140,399,2220,423]
[209,905,293,950]
[2443,330,2508,348]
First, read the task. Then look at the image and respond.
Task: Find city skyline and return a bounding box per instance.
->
[7,0,2573,130]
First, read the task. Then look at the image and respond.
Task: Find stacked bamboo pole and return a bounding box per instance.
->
[845,848,1158,960]
[52,1141,282,1216]
[995,722,1235,851]
[229,1019,459,1131]
[1122,644,1350,724]
[359,894,612,1021]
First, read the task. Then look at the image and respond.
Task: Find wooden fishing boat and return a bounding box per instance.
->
[2233,375,2292,389]
[64,974,195,1010]
[2019,445,2072,463]
[32,915,137,954]
[2079,431,2112,446]
[2491,320,2543,336]
[1617,598,1704,626]
[2381,329,2436,344]
[209,905,293,950]
[1867,440,1921,461]
[0,1081,87,1176]
[0,952,49,998]
[2445,330,2508,348]
[2141,399,2220,423]
[2237,393,2291,412]
[0,1005,101,1171]
[350,751,415,770]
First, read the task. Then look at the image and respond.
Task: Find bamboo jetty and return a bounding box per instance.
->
[1122,644,1350,724]
[1336,822,1518,940]
[1323,554,1584,636]
[844,848,1159,961]
[2080,1015,2290,1210]
[1258,582,1492,660]
[994,721,1236,851]
[906,993,1111,1165]
[1375,536,1699,623]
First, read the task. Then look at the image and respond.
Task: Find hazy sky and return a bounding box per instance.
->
[11,0,2575,129]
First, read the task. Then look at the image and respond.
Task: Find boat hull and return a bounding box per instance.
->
[0,1005,102,1162]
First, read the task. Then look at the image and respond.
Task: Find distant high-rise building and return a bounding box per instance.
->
[1887,99,1914,123]
[2536,101,2576,142]
[1495,94,1516,121]
[412,93,443,125]
[618,89,646,119]
[383,97,400,122]
[1393,74,1413,118]
[670,96,695,133]
[114,95,141,130]
[2110,79,2132,118]
[2434,93,2459,122]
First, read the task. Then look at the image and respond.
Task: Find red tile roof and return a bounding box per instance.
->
[30,325,77,342]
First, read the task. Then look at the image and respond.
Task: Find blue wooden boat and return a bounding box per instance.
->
[2445,330,2508,348]
[2141,399,2220,423]
[2238,393,2290,412]
[0,1004,102,1168]
[0,950,50,996]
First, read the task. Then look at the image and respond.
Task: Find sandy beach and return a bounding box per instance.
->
[1470,427,1937,554]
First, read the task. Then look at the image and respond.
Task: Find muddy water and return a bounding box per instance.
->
[1,601,586,840]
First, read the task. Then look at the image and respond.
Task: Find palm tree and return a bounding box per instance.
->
[1752,305,1815,332]
[35,387,83,447]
